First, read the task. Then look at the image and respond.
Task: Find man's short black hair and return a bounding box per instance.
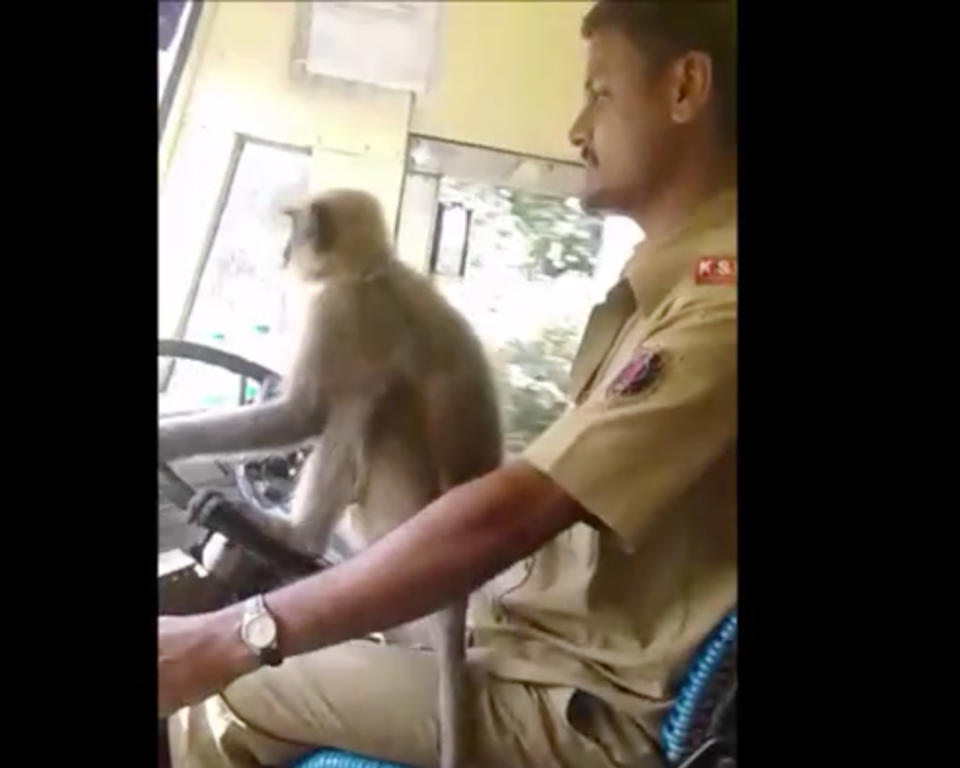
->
[582,1,736,142]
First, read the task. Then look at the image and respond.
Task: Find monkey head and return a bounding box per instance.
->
[281,188,392,282]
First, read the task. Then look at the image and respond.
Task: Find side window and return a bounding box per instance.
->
[159,137,311,416]
[397,138,642,455]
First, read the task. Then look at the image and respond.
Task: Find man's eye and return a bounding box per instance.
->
[586,88,609,107]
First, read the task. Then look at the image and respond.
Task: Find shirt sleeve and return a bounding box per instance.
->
[522,286,737,551]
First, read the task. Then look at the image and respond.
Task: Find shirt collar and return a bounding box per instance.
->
[620,187,737,315]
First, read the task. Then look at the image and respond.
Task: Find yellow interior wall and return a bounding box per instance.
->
[411,1,592,161]
[159,1,592,337]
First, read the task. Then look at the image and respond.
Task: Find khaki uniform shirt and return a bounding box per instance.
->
[471,189,738,746]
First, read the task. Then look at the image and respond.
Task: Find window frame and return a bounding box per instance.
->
[158,0,203,144]
[159,134,311,393]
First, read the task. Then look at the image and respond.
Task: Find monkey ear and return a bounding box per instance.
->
[310,201,338,252]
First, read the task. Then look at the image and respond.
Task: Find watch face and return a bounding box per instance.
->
[243,614,277,649]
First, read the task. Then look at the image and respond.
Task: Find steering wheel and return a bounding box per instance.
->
[158,339,291,510]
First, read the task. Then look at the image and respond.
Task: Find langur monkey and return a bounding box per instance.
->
[158,188,503,768]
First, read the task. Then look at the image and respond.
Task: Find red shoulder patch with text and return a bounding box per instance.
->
[607,347,663,398]
[695,256,737,285]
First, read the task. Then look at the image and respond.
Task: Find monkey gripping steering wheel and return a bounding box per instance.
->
[157,339,299,513]
[157,339,352,577]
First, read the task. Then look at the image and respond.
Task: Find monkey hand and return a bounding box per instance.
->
[187,489,317,576]
[187,489,240,529]
[187,489,279,549]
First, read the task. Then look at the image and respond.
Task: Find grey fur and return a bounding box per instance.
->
[159,188,503,768]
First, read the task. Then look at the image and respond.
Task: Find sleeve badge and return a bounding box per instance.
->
[695,256,737,285]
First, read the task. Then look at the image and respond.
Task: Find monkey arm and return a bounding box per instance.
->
[184,460,585,668]
[158,399,323,461]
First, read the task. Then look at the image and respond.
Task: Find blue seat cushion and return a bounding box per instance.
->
[290,748,417,768]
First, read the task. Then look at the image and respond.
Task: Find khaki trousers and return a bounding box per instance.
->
[168,640,659,768]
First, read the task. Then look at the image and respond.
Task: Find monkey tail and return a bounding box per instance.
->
[437,599,470,768]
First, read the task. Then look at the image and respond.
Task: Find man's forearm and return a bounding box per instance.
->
[272,461,582,656]
[211,461,583,667]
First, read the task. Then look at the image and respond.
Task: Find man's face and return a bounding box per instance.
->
[569,28,677,216]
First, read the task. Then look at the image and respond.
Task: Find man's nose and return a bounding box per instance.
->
[568,107,589,151]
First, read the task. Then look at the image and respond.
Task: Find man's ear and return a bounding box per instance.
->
[310,200,337,252]
[668,51,713,126]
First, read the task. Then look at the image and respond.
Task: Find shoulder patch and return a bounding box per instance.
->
[607,347,664,398]
[695,256,737,285]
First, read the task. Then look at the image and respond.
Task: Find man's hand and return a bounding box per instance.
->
[158,609,253,717]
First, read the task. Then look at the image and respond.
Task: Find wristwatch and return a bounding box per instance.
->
[241,594,282,667]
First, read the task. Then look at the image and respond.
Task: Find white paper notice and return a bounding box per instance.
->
[305,2,440,93]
